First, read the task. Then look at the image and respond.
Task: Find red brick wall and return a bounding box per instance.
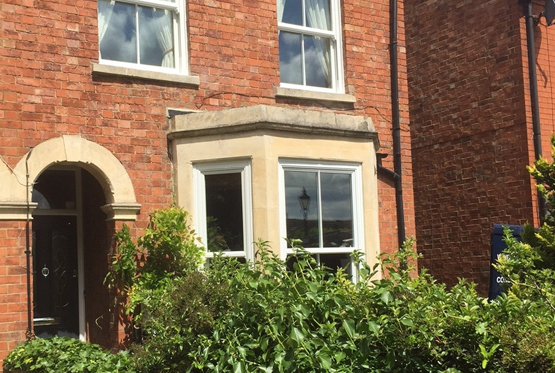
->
[405,0,539,294]
[0,222,29,362]
[0,0,412,363]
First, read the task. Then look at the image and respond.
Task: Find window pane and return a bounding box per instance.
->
[99,1,137,63]
[284,171,319,248]
[32,170,76,210]
[205,173,244,252]
[305,0,331,30]
[279,31,303,85]
[281,0,302,25]
[286,253,353,277]
[139,7,174,67]
[319,253,352,276]
[320,173,353,247]
[304,35,331,88]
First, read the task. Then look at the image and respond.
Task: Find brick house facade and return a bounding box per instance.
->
[0,0,413,364]
[405,0,554,294]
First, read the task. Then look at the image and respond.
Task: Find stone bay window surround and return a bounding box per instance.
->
[169,105,381,272]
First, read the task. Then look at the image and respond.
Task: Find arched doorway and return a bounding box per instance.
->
[0,136,141,347]
[32,166,112,346]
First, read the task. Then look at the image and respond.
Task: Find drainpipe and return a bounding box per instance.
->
[524,0,547,223]
[378,0,406,249]
[25,148,34,339]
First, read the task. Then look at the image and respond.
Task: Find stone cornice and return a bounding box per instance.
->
[101,203,142,221]
[168,105,379,149]
[0,202,38,220]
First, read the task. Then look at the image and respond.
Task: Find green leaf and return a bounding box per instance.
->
[400,317,414,327]
[342,319,356,339]
[380,291,393,304]
[233,361,246,373]
[290,327,305,344]
[318,352,332,370]
[367,321,380,336]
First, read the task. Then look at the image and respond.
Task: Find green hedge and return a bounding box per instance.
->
[126,240,555,373]
[3,337,134,373]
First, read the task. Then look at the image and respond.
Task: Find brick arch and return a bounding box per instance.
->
[0,135,140,220]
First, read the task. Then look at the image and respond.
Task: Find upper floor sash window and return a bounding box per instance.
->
[98,0,188,74]
[277,0,344,93]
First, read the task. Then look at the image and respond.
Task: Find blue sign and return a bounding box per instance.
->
[489,224,523,300]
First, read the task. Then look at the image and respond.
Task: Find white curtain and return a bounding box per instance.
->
[278,0,286,23]
[151,9,174,68]
[98,0,115,58]
[305,0,331,85]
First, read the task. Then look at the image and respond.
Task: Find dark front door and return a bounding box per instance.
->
[33,215,79,338]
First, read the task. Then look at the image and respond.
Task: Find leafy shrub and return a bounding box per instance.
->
[103,194,555,372]
[126,237,555,373]
[104,207,206,327]
[3,337,134,373]
[130,258,237,372]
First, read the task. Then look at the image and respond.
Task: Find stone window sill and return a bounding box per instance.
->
[91,63,200,86]
[275,87,356,104]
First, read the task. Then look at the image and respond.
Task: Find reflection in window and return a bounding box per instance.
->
[286,252,352,277]
[281,161,362,277]
[194,161,253,261]
[205,173,243,252]
[98,0,177,69]
[285,170,353,248]
[277,0,340,91]
[32,170,76,210]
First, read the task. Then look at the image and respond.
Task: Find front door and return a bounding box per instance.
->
[33,215,79,338]
[32,168,83,339]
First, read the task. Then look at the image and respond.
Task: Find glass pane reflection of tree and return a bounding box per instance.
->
[321,172,353,247]
[205,173,243,253]
[285,171,318,247]
[286,252,352,276]
[285,170,353,248]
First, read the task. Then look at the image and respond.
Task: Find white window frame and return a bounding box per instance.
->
[98,0,189,75]
[193,160,254,261]
[277,0,345,93]
[278,159,364,275]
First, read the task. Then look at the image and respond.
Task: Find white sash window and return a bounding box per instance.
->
[98,0,188,74]
[279,160,364,277]
[277,0,344,93]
